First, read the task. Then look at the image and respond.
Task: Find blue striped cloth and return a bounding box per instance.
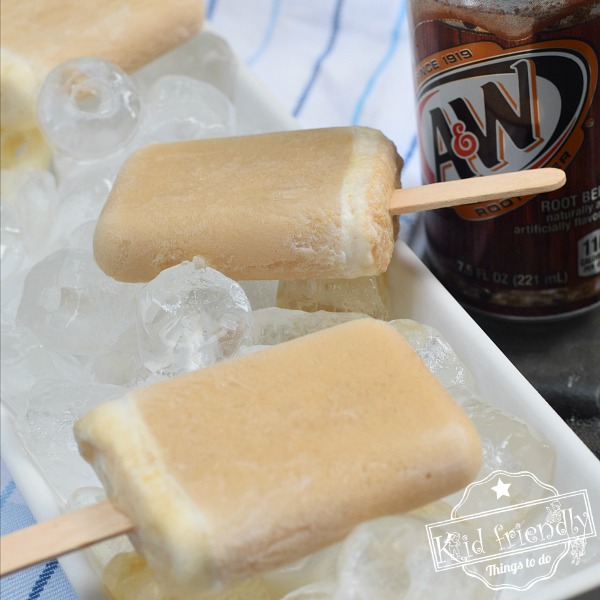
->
[208,0,421,190]
[1,1,420,597]
[0,461,77,600]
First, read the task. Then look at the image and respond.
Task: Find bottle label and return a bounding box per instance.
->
[416,40,598,221]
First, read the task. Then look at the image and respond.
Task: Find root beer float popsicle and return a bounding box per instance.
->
[1,319,483,591]
[93,126,565,283]
[0,0,204,132]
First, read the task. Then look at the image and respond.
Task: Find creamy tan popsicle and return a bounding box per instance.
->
[0,0,204,131]
[74,319,482,593]
[94,126,401,282]
[92,126,566,283]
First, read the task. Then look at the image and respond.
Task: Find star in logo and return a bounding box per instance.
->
[491,477,511,499]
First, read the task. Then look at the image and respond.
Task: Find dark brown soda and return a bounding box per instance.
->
[409,1,600,318]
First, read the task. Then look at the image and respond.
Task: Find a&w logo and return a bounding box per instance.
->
[416,40,597,220]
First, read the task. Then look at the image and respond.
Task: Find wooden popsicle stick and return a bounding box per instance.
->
[389,168,566,215]
[0,499,132,577]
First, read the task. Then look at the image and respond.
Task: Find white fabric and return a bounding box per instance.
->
[208,0,422,191]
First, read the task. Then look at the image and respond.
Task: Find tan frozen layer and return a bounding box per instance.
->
[277,274,391,319]
[75,319,482,593]
[0,0,204,131]
[93,126,402,282]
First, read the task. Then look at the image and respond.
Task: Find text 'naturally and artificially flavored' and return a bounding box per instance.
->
[409,0,600,318]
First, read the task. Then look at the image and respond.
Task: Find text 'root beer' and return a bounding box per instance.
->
[409,0,600,318]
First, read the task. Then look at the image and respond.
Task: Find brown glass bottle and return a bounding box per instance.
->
[408,0,600,318]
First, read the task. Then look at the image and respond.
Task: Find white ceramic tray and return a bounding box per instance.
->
[2,28,600,600]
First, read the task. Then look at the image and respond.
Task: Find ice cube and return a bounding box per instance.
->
[136,260,252,376]
[16,248,139,357]
[52,158,121,248]
[1,323,83,418]
[11,170,58,261]
[57,157,121,206]
[36,57,142,159]
[141,76,236,144]
[132,30,238,99]
[388,319,477,395]
[0,203,25,280]
[16,380,125,504]
[66,220,97,252]
[333,516,412,600]
[250,308,367,346]
[91,324,150,387]
[460,398,556,493]
[237,279,279,310]
[333,515,493,600]
[277,275,391,320]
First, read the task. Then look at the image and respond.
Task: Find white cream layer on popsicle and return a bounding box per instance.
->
[75,319,481,593]
[93,127,402,282]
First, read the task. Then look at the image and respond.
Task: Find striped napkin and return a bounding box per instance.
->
[208,0,422,189]
[0,1,422,597]
[0,461,77,600]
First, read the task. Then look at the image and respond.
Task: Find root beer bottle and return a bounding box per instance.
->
[408,0,600,318]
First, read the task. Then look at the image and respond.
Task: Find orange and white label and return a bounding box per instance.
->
[415,40,598,221]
